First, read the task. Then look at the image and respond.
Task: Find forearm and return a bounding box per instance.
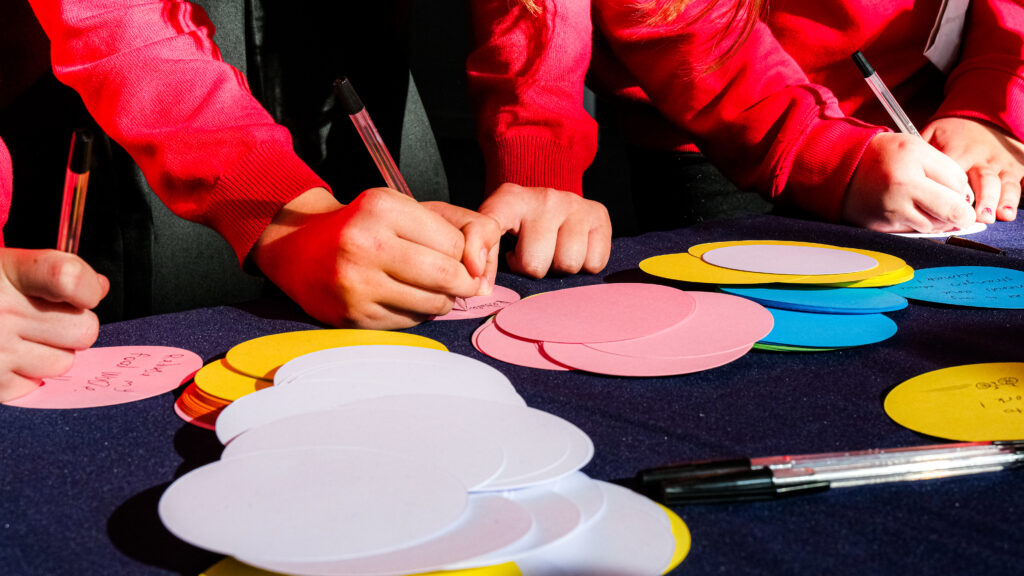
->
[28,0,327,262]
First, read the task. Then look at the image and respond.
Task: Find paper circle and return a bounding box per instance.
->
[222,407,507,491]
[493,283,696,344]
[240,494,532,576]
[321,395,593,491]
[587,291,774,358]
[4,346,202,409]
[701,244,878,275]
[718,285,908,314]
[761,308,898,348]
[472,317,572,371]
[158,447,469,563]
[660,504,692,574]
[640,252,807,285]
[886,266,1024,309]
[884,362,1024,441]
[273,345,512,390]
[174,383,230,430]
[893,220,987,238]
[194,359,271,401]
[514,481,678,575]
[225,330,447,379]
[215,374,525,445]
[434,286,522,321]
[818,265,915,288]
[688,241,907,285]
[541,341,752,377]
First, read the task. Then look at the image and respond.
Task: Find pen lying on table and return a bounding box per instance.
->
[622,440,1024,505]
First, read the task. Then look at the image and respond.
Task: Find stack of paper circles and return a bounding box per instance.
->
[473,283,773,376]
[640,241,912,352]
[173,329,448,430]
[159,344,691,575]
[886,266,1024,309]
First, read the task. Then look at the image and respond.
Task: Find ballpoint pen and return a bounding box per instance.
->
[333,77,413,199]
[56,129,93,254]
[624,440,1024,505]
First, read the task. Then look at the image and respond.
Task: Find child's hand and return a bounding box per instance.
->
[842,132,976,233]
[251,187,501,329]
[478,183,611,278]
[922,117,1023,223]
[0,248,108,402]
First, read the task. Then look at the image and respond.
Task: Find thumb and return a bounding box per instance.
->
[2,249,108,309]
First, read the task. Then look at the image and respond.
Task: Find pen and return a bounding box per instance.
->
[943,235,1004,255]
[56,129,93,254]
[852,51,919,137]
[333,77,413,199]
[625,440,1024,505]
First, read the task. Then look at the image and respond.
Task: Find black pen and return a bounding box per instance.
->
[625,441,1024,505]
[56,129,93,254]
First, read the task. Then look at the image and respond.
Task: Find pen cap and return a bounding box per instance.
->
[67,129,93,175]
[333,77,365,115]
[851,51,875,78]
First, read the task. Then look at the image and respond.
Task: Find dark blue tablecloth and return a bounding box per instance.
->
[2,213,1023,575]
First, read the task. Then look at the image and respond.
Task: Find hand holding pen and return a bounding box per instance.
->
[841,52,977,234]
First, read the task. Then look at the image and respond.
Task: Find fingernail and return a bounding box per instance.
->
[1003,206,1015,212]
[477,276,491,296]
[983,207,993,216]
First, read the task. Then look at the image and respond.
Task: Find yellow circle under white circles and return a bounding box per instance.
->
[193,359,271,402]
[225,329,448,380]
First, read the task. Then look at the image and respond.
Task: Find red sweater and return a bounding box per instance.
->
[0,137,11,247]
[469,0,1024,221]
[24,0,328,263]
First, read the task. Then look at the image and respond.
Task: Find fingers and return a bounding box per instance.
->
[507,213,558,278]
[0,339,77,402]
[381,238,484,298]
[911,180,977,232]
[17,305,100,351]
[998,179,1021,221]
[968,168,1002,223]
[0,373,42,403]
[2,249,108,309]
[363,191,466,262]
[424,201,502,279]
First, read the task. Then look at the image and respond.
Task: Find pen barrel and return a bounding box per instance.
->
[864,74,920,136]
[638,457,752,488]
[57,129,93,253]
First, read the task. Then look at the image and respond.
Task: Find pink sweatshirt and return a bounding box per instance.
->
[0,137,11,247]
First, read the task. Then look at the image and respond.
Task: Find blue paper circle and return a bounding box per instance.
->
[719,285,908,314]
[761,308,898,348]
[886,266,1024,309]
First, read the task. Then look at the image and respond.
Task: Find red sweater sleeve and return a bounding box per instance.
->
[467,0,598,196]
[591,0,885,221]
[0,137,11,247]
[935,0,1024,141]
[27,0,328,264]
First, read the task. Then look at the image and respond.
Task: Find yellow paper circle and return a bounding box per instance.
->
[885,362,1024,441]
[640,252,805,284]
[687,240,906,285]
[194,359,272,402]
[225,329,448,380]
[660,504,692,574]
[822,264,915,288]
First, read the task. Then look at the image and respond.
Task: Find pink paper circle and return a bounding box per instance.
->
[4,346,202,409]
[541,341,752,377]
[434,286,521,321]
[493,284,696,344]
[702,245,878,275]
[588,291,774,358]
[472,318,571,371]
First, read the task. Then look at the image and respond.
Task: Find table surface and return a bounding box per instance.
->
[3,214,1023,576]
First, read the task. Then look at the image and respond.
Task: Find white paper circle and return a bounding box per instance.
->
[274,345,512,390]
[327,394,594,491]
[221,407,506,490]
[893,220,987,238]
[157,447,468,563]
[445,486,582,570]
[702,244,878,275]
[240,494,532,576]
[516,481,676,575]
[216,374,525,444]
